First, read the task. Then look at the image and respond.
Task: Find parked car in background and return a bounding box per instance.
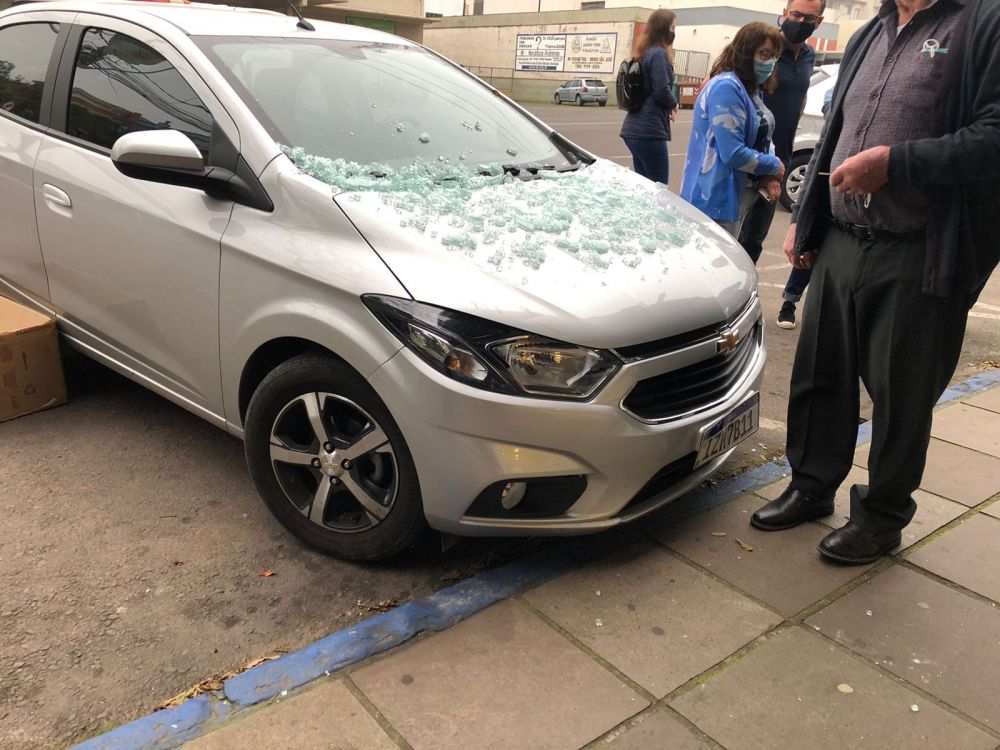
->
[554,78,608,106]
[779,64,839,210]
[0,0,764,561]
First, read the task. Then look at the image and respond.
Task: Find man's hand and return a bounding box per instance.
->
[830,145,890,196]
[783,223,813,269]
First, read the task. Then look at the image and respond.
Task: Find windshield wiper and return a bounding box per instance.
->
[549,131,594,166]
[487,163,581,180]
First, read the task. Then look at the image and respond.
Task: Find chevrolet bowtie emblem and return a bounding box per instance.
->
[718,329,741,354]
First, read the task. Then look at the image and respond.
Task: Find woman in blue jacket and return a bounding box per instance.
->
[619,9,678,185]
[681,22,786,237]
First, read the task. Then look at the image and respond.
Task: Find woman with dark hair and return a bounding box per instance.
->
[680,22,785,238]
[619,9,679,185]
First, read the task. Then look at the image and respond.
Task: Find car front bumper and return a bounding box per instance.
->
[367,300,764,536]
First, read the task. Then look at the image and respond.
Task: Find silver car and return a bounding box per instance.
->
[0,0,764,560]
[554,78,609,106]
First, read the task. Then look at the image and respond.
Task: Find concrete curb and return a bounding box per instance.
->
[71,368,1000,750]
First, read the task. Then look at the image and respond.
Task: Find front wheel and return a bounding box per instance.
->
[554,93,562,104]
[780,152,812,211]
[244,353,425,561]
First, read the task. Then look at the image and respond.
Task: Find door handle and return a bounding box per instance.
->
[42,183,72,209]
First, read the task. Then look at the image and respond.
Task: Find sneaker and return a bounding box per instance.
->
[777,301,797,329]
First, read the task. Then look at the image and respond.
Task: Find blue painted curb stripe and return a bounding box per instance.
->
[70,696,231,750]
[223,550,577,707]
[71,370,1000,750]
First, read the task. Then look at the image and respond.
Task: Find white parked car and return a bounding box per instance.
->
[0,0,764,559]
[780,63,839,210]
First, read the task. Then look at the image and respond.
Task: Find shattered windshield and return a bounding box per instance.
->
[196,36,573,169]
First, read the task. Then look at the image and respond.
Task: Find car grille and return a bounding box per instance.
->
[622,322,761,422]
[612,296,755,363]
[620,452,697,513]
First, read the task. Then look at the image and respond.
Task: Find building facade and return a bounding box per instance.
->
[424,5,841,103]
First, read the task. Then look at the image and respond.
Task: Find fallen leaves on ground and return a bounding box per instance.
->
[356,598,403,614]
[259,570,275,577]
[734,538,754,552]
[711,532,727,537]
[156,653,286,710]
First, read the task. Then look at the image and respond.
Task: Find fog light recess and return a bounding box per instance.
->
[465,476,588,519]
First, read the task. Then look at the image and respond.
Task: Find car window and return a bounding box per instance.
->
[197,36,572,170]
[585,79,603,87]
[0,22,61,124]
[66,28,214,156]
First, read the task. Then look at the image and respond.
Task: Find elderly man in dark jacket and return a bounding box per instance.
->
[751,0,1000,563]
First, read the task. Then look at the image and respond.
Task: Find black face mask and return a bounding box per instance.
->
[666,30,676,45]
[780,18,816,44]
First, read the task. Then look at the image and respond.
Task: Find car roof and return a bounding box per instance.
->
[0,0,413,41]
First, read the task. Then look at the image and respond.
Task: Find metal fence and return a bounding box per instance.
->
[673,49,711,81]
[463,48,710,89]
[462,66,515,93]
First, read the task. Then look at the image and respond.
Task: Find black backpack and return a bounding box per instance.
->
[616,58,647,113]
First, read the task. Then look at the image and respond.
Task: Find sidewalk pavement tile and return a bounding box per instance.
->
[907,514,1000,603]
[652,494,872,616]
[931,403,1000,459]
[807,565,1000,729]
[965,385,1000,414]
[523,542,781,697]
[670,627,996,750]
[351,599,647,750]
[183,679,396,750]
[854,438,1000,507]
[984,500,1000,519]
[599,709,717,749]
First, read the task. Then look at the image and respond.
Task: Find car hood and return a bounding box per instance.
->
[324,158,755,349]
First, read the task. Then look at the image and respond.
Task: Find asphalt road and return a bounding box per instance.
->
[2,102,998,750]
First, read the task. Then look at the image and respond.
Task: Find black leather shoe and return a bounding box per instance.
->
[750,487,835,531]
[818,521,902,565]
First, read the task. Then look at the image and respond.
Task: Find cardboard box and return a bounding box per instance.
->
[0,296,67,423]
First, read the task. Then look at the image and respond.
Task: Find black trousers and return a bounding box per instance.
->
[786,225,969,533]
[738,192,778,264]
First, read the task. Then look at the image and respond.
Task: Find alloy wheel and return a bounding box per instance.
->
[786,163,809,203]
[267,392,398,533]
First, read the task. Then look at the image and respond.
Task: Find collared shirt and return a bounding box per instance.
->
[829,0,964,231]
[764,42,815,165]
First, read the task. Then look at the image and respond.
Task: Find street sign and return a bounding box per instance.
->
[514,32,617,75]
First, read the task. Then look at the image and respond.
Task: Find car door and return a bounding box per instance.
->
[33,16,240,423]
[0,14,67,304]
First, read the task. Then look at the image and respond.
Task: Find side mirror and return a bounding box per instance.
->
[110,129,272,211]
[111,129,205,172]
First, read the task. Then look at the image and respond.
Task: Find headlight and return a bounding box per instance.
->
[363,295,620,399]
[489,337,618,398]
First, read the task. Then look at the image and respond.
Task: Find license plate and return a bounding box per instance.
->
[694,394,760,469]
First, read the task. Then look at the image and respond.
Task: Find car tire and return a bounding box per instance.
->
[575,94,583,106]
[780,152,812,211]
[554,93,561,104]
[244,352,425,561]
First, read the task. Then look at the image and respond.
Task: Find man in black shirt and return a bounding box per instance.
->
[738,0,825,265]
[752,0,1000,564]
